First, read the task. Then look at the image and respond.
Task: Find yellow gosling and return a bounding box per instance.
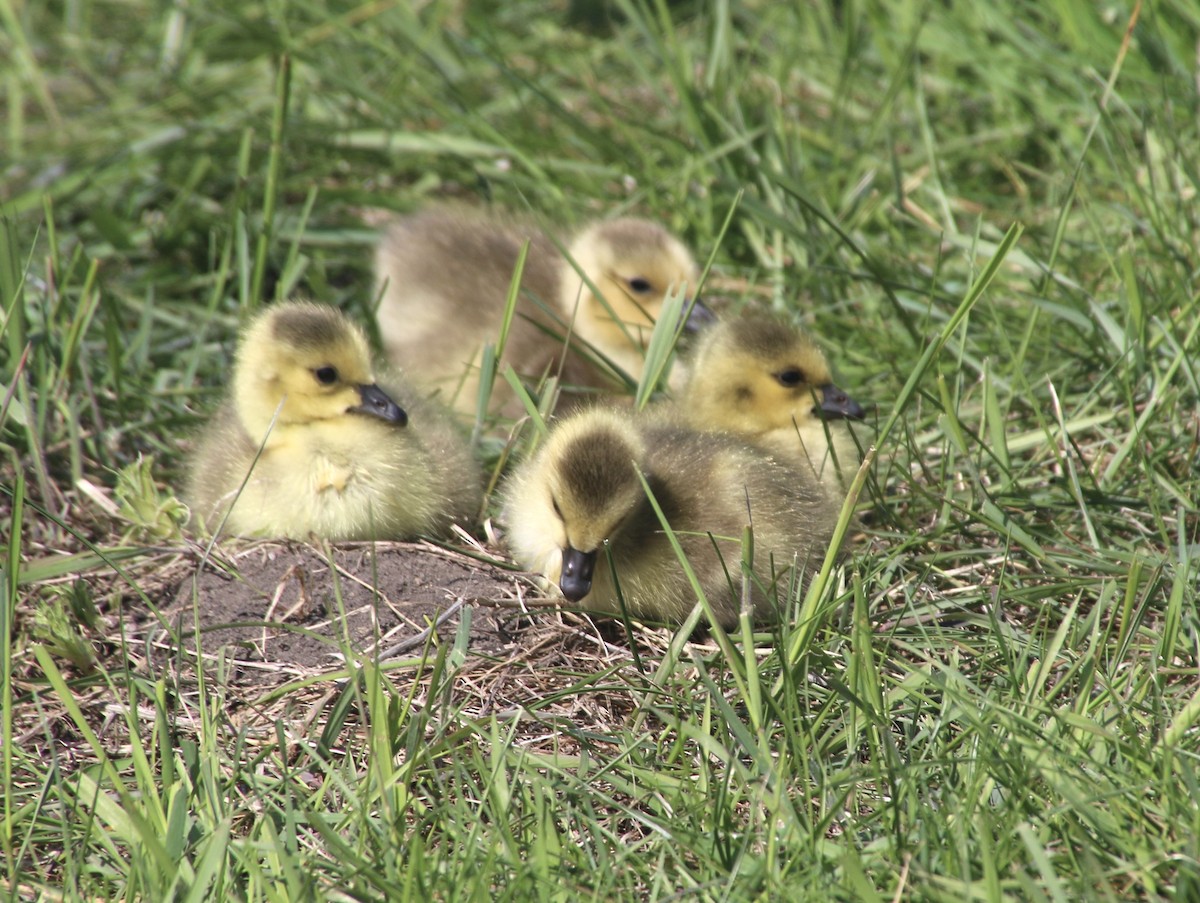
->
[502,406,838,627]
[188,301,480,540]
[374,207,703,417]
[672,312,866,495]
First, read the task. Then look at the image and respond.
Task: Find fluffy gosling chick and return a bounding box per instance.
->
[374,207,703,417]
[188,301,480,540]
[674,312,866,495]
[502,407,836,627]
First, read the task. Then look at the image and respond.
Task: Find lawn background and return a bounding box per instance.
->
[3,0,1200,899]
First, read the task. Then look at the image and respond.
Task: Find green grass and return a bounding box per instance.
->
[4,0,1200,898]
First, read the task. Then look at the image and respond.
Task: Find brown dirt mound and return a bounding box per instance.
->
[14,532,699,756]
[153,539,545,685]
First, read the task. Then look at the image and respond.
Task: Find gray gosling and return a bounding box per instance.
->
[188,301,480,540]
[374,207,703,418]
[502,406,838,628]
[672,312,866,497]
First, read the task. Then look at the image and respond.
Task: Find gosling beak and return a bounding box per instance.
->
[815,383,865,421]
[353,383,408,426]
[682,297,717,333]
[559,546,597,602]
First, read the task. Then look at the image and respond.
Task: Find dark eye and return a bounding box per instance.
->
[314,366,339,385]
[551,497,564,520]
[627,277,653,294]
[776,369,806,387]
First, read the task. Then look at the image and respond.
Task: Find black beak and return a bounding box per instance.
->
[682,297,717,333]
[353,383,407,425]
[560,546,597,602]
[816,383,865,421]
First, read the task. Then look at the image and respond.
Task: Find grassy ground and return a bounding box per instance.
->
[4,0,1200,898]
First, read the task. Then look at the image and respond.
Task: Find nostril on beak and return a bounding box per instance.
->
[355,383,408,426]
[559,546,597,602]
[817,383,866,421]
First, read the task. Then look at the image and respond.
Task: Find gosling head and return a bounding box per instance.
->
[232,301,407,438]
[536,411,647,602]
[560,219,705,361]
[682,313,865,438]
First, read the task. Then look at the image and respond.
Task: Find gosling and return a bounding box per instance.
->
[374,207,703,417]
[187,301,481,540]
[672,312,866,496]
[501,407,837,628]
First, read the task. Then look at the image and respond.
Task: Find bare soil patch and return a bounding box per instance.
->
[155,540,540,684]
[15,532,693,761]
